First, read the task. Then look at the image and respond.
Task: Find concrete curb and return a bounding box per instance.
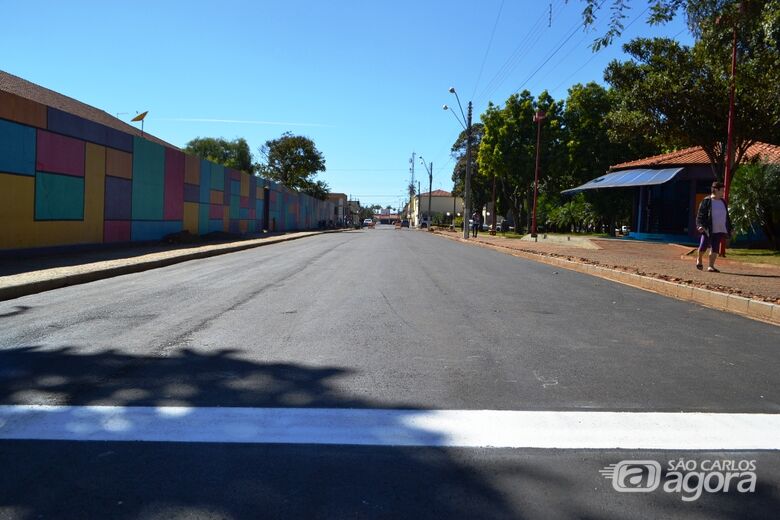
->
[0,230,343,302]
[433,232,780,326]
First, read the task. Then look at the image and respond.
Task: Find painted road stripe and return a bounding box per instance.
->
[0,406,778,449]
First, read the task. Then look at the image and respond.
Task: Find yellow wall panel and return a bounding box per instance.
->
[256,186,264,200]
[240,174,249,197]
[184,154,200,185]
[83,143,105,243]
[210,190,223,205]
[239,220,248,233]
[0,91,47,128]
[183,202,199,233]
[0,173,35,249]
[106,148,132,179]
[33,222,100,247]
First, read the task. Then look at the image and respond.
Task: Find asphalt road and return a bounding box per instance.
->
[1,225,778,519]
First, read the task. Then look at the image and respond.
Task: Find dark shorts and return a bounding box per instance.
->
[699,232,727,253]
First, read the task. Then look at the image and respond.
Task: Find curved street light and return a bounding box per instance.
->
[419,157,433,230]
[444,87,473,239]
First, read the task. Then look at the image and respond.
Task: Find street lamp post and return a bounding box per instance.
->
[531,109,546,239]
[419,157,433,229]
[444,87,472,240]
[490,173,497,235]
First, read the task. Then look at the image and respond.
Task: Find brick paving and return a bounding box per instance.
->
[433,230,780,303]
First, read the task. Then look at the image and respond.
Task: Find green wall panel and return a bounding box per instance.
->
[131,136,165,220]
[35,171,84,220]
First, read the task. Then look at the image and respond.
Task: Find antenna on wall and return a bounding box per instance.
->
[131,110,149,137]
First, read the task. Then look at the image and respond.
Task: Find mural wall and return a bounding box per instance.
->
[0,90,334,251]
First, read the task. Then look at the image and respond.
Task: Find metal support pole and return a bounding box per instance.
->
[531,110,546,238]
[490,173,497,235]
[428,162,433,229]
[464,102,473,239]
[720,20,739,257]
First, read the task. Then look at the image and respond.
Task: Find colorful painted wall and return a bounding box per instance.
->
[0,90,334,251]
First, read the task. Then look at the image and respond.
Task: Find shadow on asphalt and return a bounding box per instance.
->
[0,345,518,519]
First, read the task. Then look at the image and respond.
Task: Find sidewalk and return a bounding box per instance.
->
[0,230,343,302]
[432,229,780,324]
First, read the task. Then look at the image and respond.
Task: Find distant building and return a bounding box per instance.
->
[327,193,348,226]
[562,142,780,241]
[409,189,463,227]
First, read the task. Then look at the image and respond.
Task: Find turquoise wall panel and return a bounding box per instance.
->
[131,137,165,220]
[199,160,211,203]
[198,203,210,235]
[208,219,223,232]
[230,194,240,219]
[0,119,36,175]
[131,221,183,241]
[35,171,84,220]
[210,163,224,191]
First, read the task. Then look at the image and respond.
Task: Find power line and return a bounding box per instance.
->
[475,0,565,105]
[471,0,505,100]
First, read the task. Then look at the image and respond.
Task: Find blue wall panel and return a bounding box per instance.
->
[47,108,133,152]
[184,183,200,203]
[0,119,36,175]
[198,203,210,235]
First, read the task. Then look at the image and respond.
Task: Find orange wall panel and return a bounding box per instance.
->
[106,147,132,179]
[184,154,200,185]
[183,202,199,233]
[0,91,47,128]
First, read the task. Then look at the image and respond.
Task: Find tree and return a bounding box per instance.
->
[183,137,254,172]
[604,34,778,179]
[477,90,566,233]
[257,132,328,194]
[303,179,330,201]
[730,161,780,249]
[450,123,488,213]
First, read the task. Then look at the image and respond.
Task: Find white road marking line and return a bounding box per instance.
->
[0,405,778,449]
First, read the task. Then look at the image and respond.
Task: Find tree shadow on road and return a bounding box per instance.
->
[0,345,522,519]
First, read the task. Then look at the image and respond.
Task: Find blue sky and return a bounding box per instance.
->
[2,0,691,209]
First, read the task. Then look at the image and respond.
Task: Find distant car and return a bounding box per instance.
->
[363,219,374,228]
[401,220,410,228]
[621,225,630,234]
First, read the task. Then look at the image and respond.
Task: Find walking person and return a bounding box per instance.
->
[695,181,732,272]
[471,211,480,238]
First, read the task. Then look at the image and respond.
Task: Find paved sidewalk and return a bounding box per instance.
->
[0,230,344,301]
[431,229,780,325]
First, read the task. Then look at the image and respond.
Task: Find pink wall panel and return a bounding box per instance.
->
[36,130,85,176]
[104,220,131,242]
[164,148,185,220]
[209,204,222,219]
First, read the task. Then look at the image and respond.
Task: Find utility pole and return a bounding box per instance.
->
[427,161,433,229]
[531,109,546,239]
[464,101,473,239]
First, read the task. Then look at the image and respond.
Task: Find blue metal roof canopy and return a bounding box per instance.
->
[561,167,683,196]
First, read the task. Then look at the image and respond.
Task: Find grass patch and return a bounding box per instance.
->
[723,248,780,266]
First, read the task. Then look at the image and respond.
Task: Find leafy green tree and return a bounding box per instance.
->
[605,35,778,179]
[257,132,328,194]
[450,123,488,213]
[183,137,254,172]
[478,90,566,233]
[303,179,330,201]
[730,161,780,249]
